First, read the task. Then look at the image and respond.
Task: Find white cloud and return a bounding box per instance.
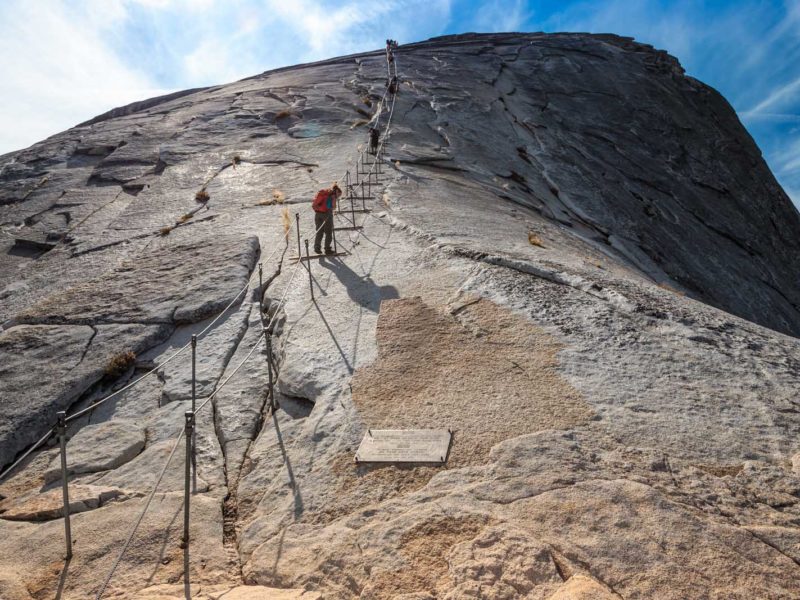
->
[749,76,800,114]
[0,0,169,154]
[473,0,529,33]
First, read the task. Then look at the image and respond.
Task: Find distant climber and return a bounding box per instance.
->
[369,127,380,154]
[388,76,398,95]
[312,184,342,255]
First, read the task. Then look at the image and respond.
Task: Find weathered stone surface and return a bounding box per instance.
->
[137,584,322,599]
[0,322,169,469]
[43,421,145,483]
[15,234,259,325]
[1,32,800,600]
[0,484,127,521]
[0,492,235,599]
[547,575,618,600]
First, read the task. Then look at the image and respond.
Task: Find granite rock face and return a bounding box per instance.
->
[1,32,799,599]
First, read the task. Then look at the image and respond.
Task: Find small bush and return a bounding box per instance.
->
[232,155,241,165]
[272,190,285,204]
[160,226,173,236]
[281,207,291,237]
[275,109,293,121]
[382,192,391,208]
[178,213,193,223]
[195,189,210,203]
[528,232,545,248]
[105,351,136,377]
[361,96,373,107]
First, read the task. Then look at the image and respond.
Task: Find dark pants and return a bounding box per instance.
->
[314,211,333,253]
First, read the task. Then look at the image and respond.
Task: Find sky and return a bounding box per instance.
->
[0,0,798,205]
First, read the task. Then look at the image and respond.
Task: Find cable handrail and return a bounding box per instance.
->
[28,42,403,600]
[94,430,184,599]
[97,251,307,598]
[0,218,295,481]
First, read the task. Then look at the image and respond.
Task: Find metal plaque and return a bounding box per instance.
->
[355,429,452,464]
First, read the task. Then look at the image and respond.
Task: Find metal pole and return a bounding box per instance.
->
[365,177,370,210]
[183,411,194,546]
[57,411,72,560]
[265,328,277,412]
[190,334,197,494]
[258,263,263,313]
[351,189,356,225]
[295,213,301,260]
[305,240,314,301]
[330,211,338,254]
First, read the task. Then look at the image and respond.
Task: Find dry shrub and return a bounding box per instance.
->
[281,206,291,237]
[178,213,193,223]
[195,189,210,203]
[395,160,401,168]
[159,226,173,236]
[272,189,285,203]
[105,351,136,377]
[528,232,545,248]
[275,109,293,121]
[361,95,373,107]
[232,154,241,165]
[350,119,368,129]
[382,192,391,208]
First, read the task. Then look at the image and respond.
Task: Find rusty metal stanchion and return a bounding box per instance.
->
[264,327,277,412]
[351,187,357,225]
[183,411,194,546]
[56,411,73,559]
[190,334,197,494]
[305,239,314,301]
[295,213,302,259]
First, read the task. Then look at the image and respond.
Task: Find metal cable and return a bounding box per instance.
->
[95,430,184,600]
[61,47,401,597]
[96,254,306,596]
[0,427,55,482]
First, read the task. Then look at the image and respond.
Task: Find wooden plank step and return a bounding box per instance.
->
[290,250,350,263]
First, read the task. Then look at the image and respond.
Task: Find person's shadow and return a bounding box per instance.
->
[318,256,398,311]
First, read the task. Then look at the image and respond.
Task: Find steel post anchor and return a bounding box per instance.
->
[305,239,314,301]
[182,411,194,547]
[258,262,263,313]
[265,328,278,413]
[330,210,338,254]
[295,213,302,260]
[56,411,72,559]
[190,334,197,494]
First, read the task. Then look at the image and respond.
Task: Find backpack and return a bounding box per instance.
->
[313,189,331,212]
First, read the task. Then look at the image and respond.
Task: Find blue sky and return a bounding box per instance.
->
[1,0,798,205]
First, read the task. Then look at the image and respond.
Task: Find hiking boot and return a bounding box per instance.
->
[325,248,335,255]
[314,247,321,255]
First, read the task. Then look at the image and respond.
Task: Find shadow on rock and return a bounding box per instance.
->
[318,257,398,312]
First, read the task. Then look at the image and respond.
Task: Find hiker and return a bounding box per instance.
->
[388,76,398,95]
[312,183,342,255]
[369,127,380,154]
